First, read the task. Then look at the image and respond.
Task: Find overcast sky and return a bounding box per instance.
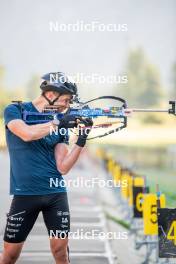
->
[0,0,175,91]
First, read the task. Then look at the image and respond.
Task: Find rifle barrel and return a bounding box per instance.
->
[126,108,168,113]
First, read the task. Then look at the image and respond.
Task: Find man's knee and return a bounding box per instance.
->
[0,252,20,264]
[1,242,23,264]
[52,245,68,261]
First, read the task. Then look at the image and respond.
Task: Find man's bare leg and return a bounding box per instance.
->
[0,242,23,264]
[50,237,69,264]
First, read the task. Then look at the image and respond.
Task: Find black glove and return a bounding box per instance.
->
[58,115,79,128]
[76,118,93,147]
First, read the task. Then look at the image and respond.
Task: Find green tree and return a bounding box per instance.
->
[136,64,163,107]
[117,48,163,108]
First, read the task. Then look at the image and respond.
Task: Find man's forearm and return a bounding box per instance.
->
[7,119,56,142]
[27,121,55,140]
[55,144,83,175]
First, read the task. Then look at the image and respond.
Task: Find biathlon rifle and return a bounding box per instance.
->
[12,96,176,140]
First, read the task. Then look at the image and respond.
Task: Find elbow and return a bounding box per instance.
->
[56,165,69,175]
[22,136,32,142]
[61,171,68,176]
[59,169,69,175]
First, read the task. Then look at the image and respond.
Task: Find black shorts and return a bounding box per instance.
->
[4,192,70,243]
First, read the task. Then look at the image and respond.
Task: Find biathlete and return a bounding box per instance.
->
[0,72,93,264]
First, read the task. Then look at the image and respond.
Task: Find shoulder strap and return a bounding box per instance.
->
[11,101,24,118]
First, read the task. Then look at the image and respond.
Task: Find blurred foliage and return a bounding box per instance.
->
[0,89,11,117]
[171,62,176,98]
[0,65,40,118]
[140,113,163,124]
[0,65,40,148]
[117,48,164,109]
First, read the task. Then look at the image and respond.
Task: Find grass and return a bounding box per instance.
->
[136,167,176,207]
[105,212,130,230]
